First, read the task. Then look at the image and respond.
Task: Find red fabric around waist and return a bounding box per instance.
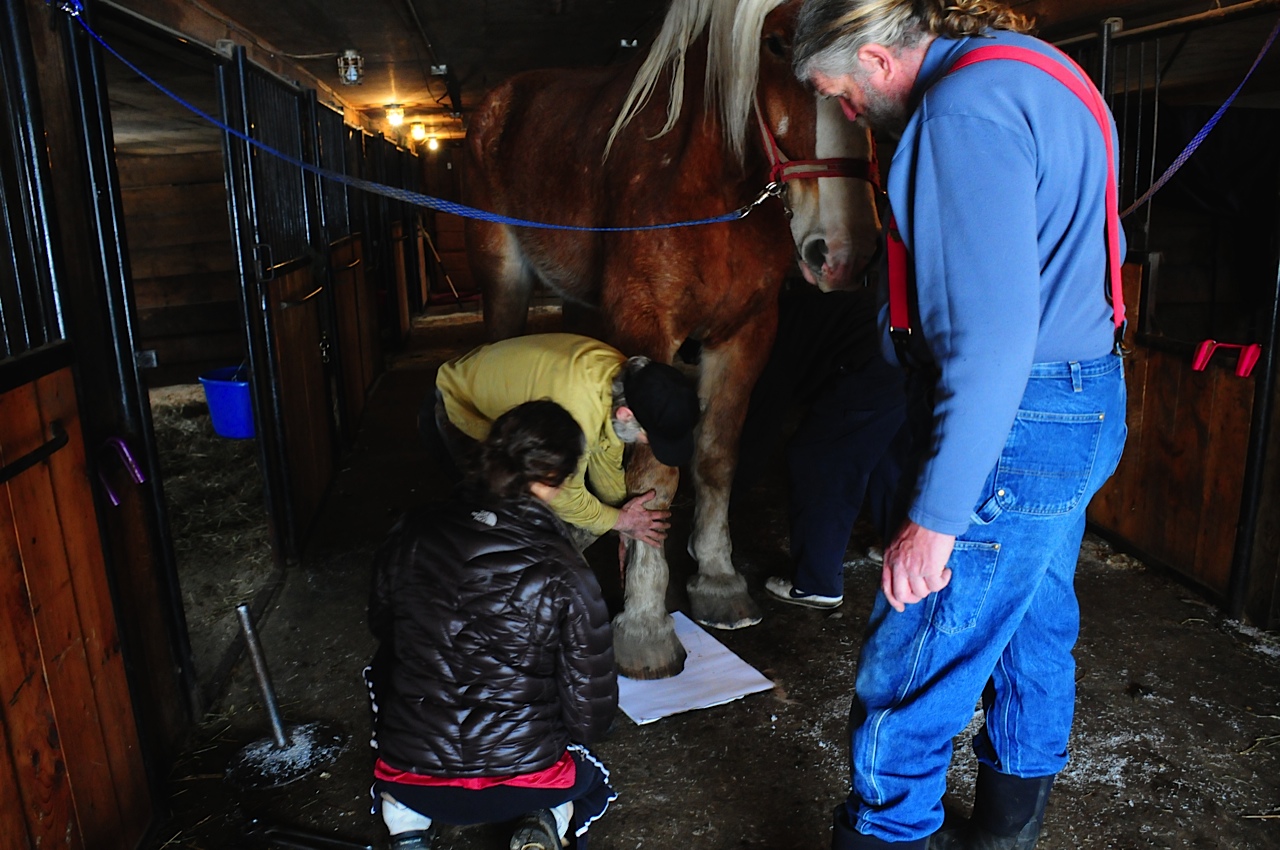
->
[374,751,577,790]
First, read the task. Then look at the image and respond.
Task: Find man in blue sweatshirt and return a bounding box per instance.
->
[793,1,1129,848]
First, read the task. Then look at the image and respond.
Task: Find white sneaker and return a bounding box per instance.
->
[764,576,843,609]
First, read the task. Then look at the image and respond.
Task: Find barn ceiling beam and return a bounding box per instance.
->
[1056,0,1280,46]
[1019,0,1278,39]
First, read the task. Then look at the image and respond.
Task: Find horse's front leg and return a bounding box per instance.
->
[612,446,686,679]
[687,314,776,629]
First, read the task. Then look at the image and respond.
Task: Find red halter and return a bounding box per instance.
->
[754,100,881,191]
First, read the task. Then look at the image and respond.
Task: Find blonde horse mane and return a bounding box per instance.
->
[604,0,786,165]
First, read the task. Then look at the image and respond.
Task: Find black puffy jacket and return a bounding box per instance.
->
[368,489,617,778]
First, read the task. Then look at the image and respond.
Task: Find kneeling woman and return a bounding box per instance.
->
[367,400,618,850]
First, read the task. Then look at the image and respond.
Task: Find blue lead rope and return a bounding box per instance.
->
[60,2,753,232]
[1120,14,1280,220]
[57,1,1279,229]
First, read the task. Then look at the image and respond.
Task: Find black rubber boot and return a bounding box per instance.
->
[965,764,1055,849]
[925,819,967,850]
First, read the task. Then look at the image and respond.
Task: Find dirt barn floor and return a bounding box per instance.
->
[146,304,1280,850]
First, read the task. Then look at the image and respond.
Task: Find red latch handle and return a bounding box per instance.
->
[1192,340,1263,378]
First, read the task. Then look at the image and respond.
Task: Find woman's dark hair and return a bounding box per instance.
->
[477,400,585,500]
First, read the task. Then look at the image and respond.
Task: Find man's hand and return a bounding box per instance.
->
[613,489,671,548]
[882,520,956,612]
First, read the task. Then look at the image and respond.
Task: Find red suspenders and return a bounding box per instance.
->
[887,44,1126,358]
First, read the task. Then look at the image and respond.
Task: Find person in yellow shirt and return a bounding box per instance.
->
[424,333,699,549]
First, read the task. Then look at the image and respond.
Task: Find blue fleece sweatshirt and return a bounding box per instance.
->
[882,30,1125,536]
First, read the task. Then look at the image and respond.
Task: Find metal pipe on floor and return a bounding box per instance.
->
[235,603,289,748]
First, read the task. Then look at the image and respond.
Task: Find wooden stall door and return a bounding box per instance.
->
[332,237,374,429]
[1088,262,1255,596]
[0,367,151,849]
[391,220,412,344]
[415,225,429,311]
[267,266,335,541]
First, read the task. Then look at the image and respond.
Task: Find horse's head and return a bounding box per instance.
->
[755,0,881,291]
[605,0,881,290]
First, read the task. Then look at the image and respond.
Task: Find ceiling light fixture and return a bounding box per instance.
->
[426,136,440,152]
[337,49,363,85]
[410,123,427,142]
[385,105,405,127]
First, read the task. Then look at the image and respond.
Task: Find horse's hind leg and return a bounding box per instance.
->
[466,219,534,340]
[687,317,775,629]
[612,448,686,679]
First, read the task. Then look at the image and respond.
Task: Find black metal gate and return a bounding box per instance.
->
[220,47,335,559]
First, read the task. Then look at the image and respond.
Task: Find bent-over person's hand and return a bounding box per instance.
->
[882,520,956,612]
[613,489,671,548]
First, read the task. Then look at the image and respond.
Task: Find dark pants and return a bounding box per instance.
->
[418,388,476,482]
[786,353,909,598]
[375,746,616,850]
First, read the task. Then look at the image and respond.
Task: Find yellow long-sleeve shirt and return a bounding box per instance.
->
[435,334,627,535]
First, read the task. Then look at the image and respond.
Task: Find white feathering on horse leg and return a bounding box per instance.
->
[687,482,762,630]
[613,537,687,680]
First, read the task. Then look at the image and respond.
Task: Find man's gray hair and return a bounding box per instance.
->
[793,0,1033,82]
[794,0,925,82]
[613,355,651,412]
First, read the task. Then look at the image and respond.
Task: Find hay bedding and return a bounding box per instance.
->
[149,384,277,700]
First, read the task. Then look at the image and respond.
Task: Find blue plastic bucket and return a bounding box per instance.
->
[198,365,255,439]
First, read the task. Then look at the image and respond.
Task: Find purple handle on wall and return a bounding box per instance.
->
[99,437,147,507]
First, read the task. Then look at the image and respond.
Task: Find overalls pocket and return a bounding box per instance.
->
[991,408,1105,516]
[930,540,1001,635]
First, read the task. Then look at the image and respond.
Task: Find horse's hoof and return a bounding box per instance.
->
[693,612,762,631]
[612,610,687,680]
[687,573,762,631]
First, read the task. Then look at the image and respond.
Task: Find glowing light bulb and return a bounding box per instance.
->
[426,136,440,152]
[385,105,405,126]
[410,123,427,141]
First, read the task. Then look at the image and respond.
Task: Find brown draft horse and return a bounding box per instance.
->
[463,0,880,678]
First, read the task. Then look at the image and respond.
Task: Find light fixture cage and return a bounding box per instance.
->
[337,49,363,86]
[385,105,405,127]
[410,123,427,141]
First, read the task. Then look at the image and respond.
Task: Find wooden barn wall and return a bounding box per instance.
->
[117,151,242,387]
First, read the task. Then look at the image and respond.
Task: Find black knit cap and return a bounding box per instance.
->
[623,361,700,467]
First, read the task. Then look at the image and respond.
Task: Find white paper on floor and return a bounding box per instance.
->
[617,611,774,725]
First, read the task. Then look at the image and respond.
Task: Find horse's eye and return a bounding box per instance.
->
[764,34,787,57]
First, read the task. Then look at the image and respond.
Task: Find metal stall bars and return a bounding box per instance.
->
[220,46,336,560]
[314,97,380,441]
